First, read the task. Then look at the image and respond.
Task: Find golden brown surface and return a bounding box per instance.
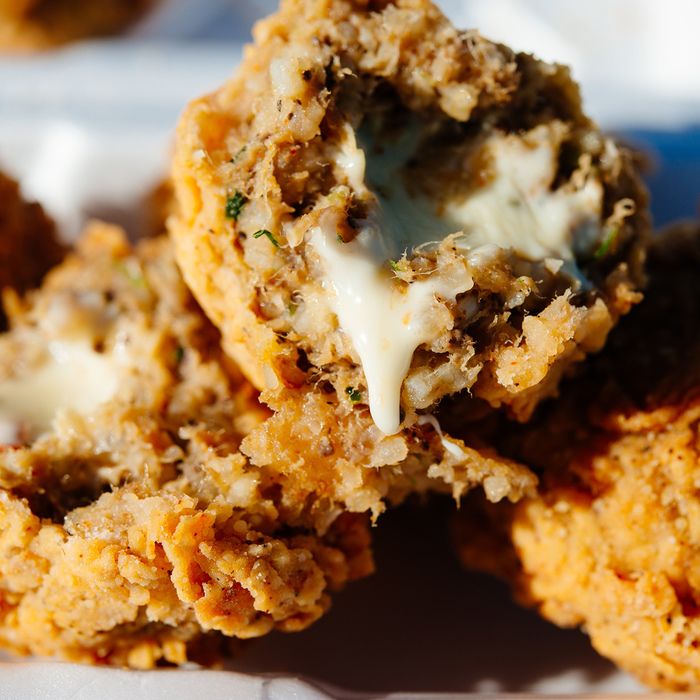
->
[0,223,372,667]
[456,223,700,690]
[170,0,647,519]
[0,0,156,51]
[171,0,647,427]
[0,172,65,329]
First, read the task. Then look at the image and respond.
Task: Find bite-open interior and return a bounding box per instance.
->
[230,61,640,435]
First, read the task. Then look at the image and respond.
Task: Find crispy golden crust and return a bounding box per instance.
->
[0,224,373,668]
[0,172,65,329]
[171,0,647,432]
[169,0,651,530]
[240,385,536,524]
[0,0,157,51]
[455,223,700,691]
[0,489,372,667]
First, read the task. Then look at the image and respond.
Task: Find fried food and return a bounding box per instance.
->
[455,222,700,690]
[172,0,647,438]
[0,0,156,51]
[0,223,372,668]
[0,171,65,330]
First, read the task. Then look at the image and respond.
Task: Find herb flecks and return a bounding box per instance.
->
[225,191,248,221]
[230,146,247,164]
[174,345,185,364]
[389,257,411,276]
[345,386,362,403]
[114,260,147,290]
[594,226,619,259]
[253,229,280,248]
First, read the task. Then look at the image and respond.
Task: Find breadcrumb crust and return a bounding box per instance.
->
[0,224,372,667]
[456,223,700,691]
[171,0,647,441]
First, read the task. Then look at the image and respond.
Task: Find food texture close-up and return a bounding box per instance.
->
[170,0,649,524]
[0,213,372,667]
[0,0,699,697]
[173,0,649,436]
[455,222,700,691]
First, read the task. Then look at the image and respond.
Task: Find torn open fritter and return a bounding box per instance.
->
[0,0,157,51]
[455,223,700,691]
[172,0,648,445]
[0,171,65,330]
[0,223,372,668]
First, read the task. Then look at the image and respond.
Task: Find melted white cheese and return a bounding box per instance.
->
[321,121,604,434]
[310,222,473,435]
[0,341,119,441]
[446,125,603,260]
[0,420,20,446]
[335,125,367,194]
[353,121,603,261]
[417,414,468,459]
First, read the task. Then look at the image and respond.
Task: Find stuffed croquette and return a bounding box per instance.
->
[0,223,372,667]
[455,223,700,691]
[171,0,648,444]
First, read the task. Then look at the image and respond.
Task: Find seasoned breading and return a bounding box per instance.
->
[0,223,372,667]
[240,385,536,522]
[0,0,156,51]
[455,223,700,691]
[171,0,647,509]
[172,0,648,430]
[0,172,65,329]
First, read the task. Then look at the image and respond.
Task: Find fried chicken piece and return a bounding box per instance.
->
[0,0,157,51]
[455,222,700,691]
[0,172,65,329]
[0,223,372,668]
[172,0,647,437]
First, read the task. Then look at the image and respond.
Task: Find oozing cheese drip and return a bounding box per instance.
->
[310,221,473,435]
[417,414,468,459]
[0,341,119,441]
[320,121,604,435]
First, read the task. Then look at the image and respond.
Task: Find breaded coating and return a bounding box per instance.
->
[171,0,647,440]
[0,0,156,51]
[455,223,700,691]
[0,223,372,668]
[0,172,65,329]
[240,386,536,522]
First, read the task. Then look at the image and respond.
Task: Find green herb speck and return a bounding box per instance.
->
[230,145,247,164]
[253,229,280,248]
[114,261,147,290]
[345,386,362,403]
[594,227,619,259]
[225,191,248,221]
[174,346,185,364]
